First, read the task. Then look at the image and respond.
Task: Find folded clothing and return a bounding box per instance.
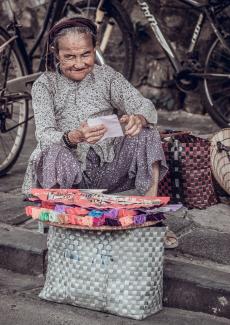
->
[25,205,166,228]
[25,189,182,228]
[29,188,170,209]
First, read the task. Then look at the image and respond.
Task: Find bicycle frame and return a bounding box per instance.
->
[137,0,230,77]
[0,0,67,94]
[2,0,105,94]
[29,0,68,60]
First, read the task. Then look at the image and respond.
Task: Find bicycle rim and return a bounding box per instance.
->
[67,0,135,80]
[0,28,28,176]
[203,35,230,128]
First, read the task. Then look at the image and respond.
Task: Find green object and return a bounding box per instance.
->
[39,212,49,222]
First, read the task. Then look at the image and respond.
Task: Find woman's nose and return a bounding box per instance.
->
[72,57,85,68]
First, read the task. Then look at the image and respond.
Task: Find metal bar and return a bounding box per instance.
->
[187,13,205,53]
[191,72,230,79]
[29,0,56,58]
[0,35,17,54]
[178,0,207,9]
[2,115,34,133]
[5,72,42,93]
[137,0,182,72]
[205,7,230,52]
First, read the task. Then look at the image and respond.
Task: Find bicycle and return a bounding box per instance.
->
[1,0,230,176]
[131,0,230,129]
[74,0,230,130]
[0,0,134,176]
[80,0,230,127]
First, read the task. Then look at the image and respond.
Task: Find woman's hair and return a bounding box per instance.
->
[52,26,96,52]
[45,17,97,71]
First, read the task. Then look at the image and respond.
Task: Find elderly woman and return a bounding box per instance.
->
[22,17,168,202]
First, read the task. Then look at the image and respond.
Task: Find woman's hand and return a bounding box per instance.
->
[68,122,107,145]
[120,114,147,137]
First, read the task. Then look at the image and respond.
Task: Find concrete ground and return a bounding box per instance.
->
[0,268,229,325]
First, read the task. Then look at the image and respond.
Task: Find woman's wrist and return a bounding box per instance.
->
[62,130,84,148]
[68,130,84,144]
[136,114,147,127]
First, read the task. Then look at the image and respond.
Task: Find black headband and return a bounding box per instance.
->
[48,17,97,44]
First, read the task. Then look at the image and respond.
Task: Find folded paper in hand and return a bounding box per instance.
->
[87,114,124,141]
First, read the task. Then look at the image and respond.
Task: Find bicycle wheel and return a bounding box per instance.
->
[203,35,230,128]
[0,27,29,176]
[67,0,135,80]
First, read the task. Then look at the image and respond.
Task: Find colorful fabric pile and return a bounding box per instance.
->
[25,189,182,228]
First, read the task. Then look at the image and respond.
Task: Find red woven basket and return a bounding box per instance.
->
[158,131,218,209]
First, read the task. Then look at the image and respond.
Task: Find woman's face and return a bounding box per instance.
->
[57,33,96,81]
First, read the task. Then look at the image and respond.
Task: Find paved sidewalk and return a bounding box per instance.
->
[0,268,229,325]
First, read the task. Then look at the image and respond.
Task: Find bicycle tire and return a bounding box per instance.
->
[203,35,230,128]
[67,0,135,81]
[0,27,29,176]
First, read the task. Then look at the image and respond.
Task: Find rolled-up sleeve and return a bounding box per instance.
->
[109,69,157,125]
[32,81,64,148]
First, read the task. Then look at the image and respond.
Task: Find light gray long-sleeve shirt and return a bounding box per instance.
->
[22,64,157,194]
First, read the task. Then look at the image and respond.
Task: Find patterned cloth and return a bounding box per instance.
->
[35,128,167,195]
[22,64,159,194]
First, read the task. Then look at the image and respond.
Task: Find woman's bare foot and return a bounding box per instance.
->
[145,161,159,196]
[145,188,157,196]
[164,230,178,249]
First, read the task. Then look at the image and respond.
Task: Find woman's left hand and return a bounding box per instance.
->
[120,114,147,137]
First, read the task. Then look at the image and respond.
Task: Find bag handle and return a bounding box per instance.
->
[160,130,190,139]
[217,141,230,162]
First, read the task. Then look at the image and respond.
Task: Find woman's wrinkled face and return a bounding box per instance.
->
[57,33,95,81]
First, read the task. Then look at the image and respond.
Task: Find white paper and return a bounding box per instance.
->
[87,114,124,142]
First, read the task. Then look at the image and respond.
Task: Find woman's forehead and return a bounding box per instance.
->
[58,33,94,50]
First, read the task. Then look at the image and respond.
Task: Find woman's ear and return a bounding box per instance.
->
[55,52,60,62]
[49,45,56,54]
[51,48,59,62]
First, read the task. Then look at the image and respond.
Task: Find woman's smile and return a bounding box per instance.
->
[57,33,95,81]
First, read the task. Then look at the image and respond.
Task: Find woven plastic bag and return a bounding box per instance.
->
[158,132,218,209]
[39,225,166,320]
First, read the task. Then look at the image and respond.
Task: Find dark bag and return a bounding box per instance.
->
[158,131,218,209]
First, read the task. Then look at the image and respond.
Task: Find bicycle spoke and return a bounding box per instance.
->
[207,77,230,86]
[0,145,8,160]
[6,130,16,142]
[0,134,8,150]
[208,59,230,72]
[216,100,230,119]
[10,118,23,124]
[212,49,230,62]
[210,85,230,96]
[1,135,10,153]
[212,93,230,105]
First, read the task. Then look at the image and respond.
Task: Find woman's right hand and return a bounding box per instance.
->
[68,122,107,145]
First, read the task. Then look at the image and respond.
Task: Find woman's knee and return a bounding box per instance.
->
[138,127,160,139]
[45,143,74,160]
[36,144,77,173]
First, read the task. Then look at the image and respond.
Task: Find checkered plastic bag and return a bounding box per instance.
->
[39,225,166,320]
[158,133,218,209]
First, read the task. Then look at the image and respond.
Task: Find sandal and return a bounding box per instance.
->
[164,229,179,249]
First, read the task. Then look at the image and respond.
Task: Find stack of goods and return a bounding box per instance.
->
[26,189,182,229]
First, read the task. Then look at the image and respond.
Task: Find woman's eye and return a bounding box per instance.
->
[64,55,74,60]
